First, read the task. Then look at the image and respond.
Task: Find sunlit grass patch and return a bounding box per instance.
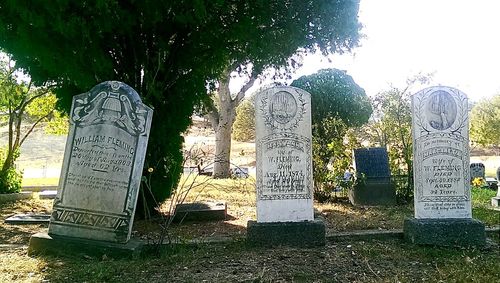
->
[22,177,59,187]
[0,249,47,283]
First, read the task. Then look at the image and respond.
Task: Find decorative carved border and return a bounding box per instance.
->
[72,81,149,136]
[259,89,306,132]
[50,204,130,234]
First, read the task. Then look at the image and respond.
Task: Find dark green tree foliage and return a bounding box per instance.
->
[0,1,361,214]
[291,69,371,199]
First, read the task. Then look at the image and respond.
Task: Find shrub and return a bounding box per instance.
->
[0,167,22,194]
[232,98,255,142]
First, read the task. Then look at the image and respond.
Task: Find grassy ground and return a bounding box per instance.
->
[1,236,498,282]
[22,178,59,187]
[1,177,499,282]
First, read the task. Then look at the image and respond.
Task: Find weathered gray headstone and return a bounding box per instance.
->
[469,163,485,181]
[247,86,324,247]
[47,81,153,243]
[349,147,396,206]
[404,86,485,247]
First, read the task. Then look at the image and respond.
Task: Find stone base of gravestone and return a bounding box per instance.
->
[403,218,486,247]
[28,232,144,258]
[246,220,325,247]
[173,201,227,222]
[491,196,500,207]
[349,180,396,206]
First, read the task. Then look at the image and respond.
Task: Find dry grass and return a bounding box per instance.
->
[0,198,52,244]
[0,249,46,283]
[0,179,499,283]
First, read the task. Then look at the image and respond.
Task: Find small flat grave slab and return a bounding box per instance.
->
[39,190,57,199]
[173,201,227,222]
[5,214,50,225]
[231,167,249,178]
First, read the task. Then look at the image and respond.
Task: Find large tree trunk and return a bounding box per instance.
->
[208,68,256,179]
[213,107,235,178]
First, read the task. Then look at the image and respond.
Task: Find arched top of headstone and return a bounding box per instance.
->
[256,86,311,133]
[412,85,468,137]
[70,81,152,136]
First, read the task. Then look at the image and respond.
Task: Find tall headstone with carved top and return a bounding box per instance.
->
[29,81,153,257]
[404,86,485,246]
[247,86,325,247]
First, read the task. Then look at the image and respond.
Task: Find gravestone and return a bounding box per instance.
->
[29,81,153,257]
[173,201,227,222]
[469,163,485,181]
[5,214,50,224]
[39,190,57,199]
[247,86,325,247]
[349,147,396,206]
[491,187,500,207]
[404,86,485,247]
[492,166,500,207]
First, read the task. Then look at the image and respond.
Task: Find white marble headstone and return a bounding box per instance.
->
[255,86,313,222]
[48,81,153,243]
[411,86,471,218]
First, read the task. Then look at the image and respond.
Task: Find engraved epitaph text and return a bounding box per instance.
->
[48,81,153,242]
[256,86,313,222]
[412,86,471,218]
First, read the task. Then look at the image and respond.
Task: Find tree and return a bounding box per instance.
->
[0,1,361,213]
[291,69,372,198]
[470,94,500,148]
[0,57,56,193]
[361,75,432,202]
[233,95,256,142]
[205,68,256,178]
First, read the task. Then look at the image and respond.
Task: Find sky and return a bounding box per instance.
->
[290,0,500,101]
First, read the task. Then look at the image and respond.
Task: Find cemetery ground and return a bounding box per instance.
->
[0,179,499,282]
[0,122,499,282]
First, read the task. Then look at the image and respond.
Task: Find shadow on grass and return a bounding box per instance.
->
[30,236,500,283]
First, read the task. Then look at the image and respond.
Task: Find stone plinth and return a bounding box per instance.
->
[403,218,486,247]
[247,220,325,247]
[349,181,396,206]
[28,232,144,258]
